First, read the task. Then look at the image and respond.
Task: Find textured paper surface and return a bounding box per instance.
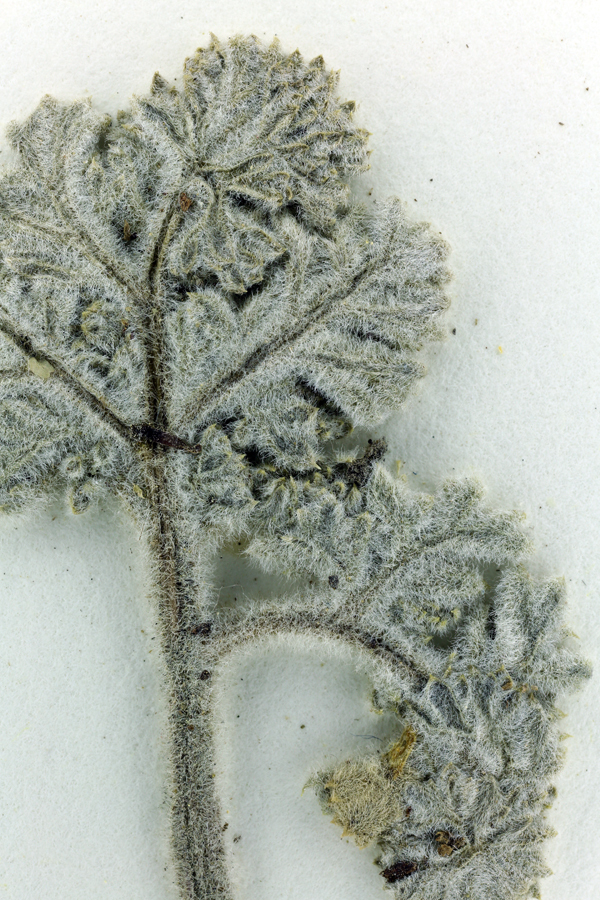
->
[0,2,598,898]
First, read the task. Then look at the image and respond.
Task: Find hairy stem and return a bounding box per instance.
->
[145,457,428,899]
[147,455,233,900]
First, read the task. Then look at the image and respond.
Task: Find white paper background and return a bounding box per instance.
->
[0,2,598,898]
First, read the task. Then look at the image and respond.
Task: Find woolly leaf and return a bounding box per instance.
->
[182,35,369,228]
[0,39,447,515]
[165,201,448,471]
[0,36,589,900]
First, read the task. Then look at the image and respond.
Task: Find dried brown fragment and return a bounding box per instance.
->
[123,220,132,241]
[384,725,417,779]
[502,677,514,691]
[381,861,420,883]
[344,438,387,487]
[179,192,193,211]
[435,831,466,854]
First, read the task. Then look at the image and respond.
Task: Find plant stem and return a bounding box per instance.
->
[147,447,233,900]
[145,448,427,900]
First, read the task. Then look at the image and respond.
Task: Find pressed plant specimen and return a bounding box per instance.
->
[0,34,589,900]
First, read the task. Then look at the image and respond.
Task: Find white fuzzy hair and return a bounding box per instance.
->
[0,34,589,900]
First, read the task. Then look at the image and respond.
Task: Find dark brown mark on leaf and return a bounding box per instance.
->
[381,861,423,882]
[344,438,387,487]
[435,830,467,855]
[131,423,203,453]
[123,221,137,242]
[179,192,193,212]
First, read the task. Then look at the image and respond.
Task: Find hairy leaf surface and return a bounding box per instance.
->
[0,35,588,900]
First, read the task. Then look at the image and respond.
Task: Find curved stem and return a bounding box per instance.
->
[145,471,427,899]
